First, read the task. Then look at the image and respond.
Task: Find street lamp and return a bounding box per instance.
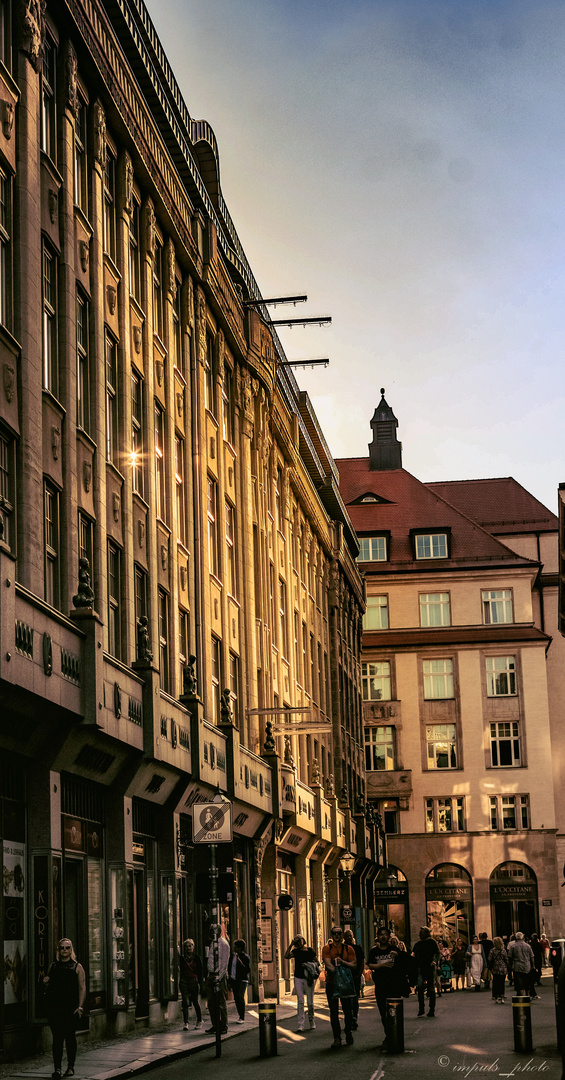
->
[339,851,355,908]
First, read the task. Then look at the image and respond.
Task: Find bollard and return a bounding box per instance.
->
[512,996,533,1054]
[385,997,405,1054]
[259,1002,278,1057]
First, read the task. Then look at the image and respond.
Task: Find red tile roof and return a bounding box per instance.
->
[335,460,536,569]
[425,477,557,535]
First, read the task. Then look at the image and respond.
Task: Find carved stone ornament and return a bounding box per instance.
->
[160,544,167,570]
[72,557,95,609]
[219,688,232,726]
[82,459,92,493]
[114,682,121,719]
[51,426,60,461]
[155,359,164,387]
[133,324,142,354]
[274,819,284,843]
[215,329,225,380]
[310,759,321,786]
[66,40,78,116]
[107,284,117,315]
[136,615,152,662]
[93,100,107,169]
[263,719,276,754]
[187,275,194,329]
[42,631,53,676]
[123,153,134,215]
[21,0,45,73]
[182,655,197,697]
[48,189,58,224]
[145,199,156,261]
[196,287,206,364]
[179,565,186,591]
[138,519,145,548]
[2,100,14,139]
[112,492,120,521]
[166,238,177,299]
[176,390,184,420]
[79,239,89,273]
[3,362,14,403]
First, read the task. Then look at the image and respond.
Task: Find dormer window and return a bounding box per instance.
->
[358,536,388,562]
[412,531,450,559]
[361,495,378,503]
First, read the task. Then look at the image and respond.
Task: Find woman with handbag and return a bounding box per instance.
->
[43,939,86,1079]
[228,939,251,1023]
[322,927,357,1049]
[284,935,319,1031]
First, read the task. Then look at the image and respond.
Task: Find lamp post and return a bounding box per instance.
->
[339,851,355,911]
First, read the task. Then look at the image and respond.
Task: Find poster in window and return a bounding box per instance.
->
[4,840,26,1005]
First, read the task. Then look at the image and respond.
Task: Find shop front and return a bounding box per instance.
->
[2,754,27,1051]
[374,865,409,943]
[426,863,473,947]
[490,862,539,939]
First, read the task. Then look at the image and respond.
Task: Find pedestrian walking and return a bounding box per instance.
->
[507,932,534,996]
[43,938,86,1079]
[343,929,365,1029]
[529,933,543,992]
[205,924,230,1034]
[480,933,494,990]
[540,933,550,968]
[450,938,467,990]
[284,934,319,1031]
[321,926,357,1049]
[413,926,440,1017]
[487,937,508,1003]
[228,939,251,1023]
[179,939,204,1030]
[368,927,401,1050]
[465,936,486,991]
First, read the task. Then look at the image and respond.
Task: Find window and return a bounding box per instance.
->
[44,483,59,607]
[426,797,465,833]
[175,437,185,545]
[426,724,457,769]
[41,36,56,159]
[482,590,513,624]
[279,578,289,659]
[0,0,12,70]
[129,200,141,302]
[420,592,450,627]
[172,286,182,370]
[107,542,121,658]
[103,152,116,261]
[76,292,89,430]
[134,566,147,628]
[74,99,88,213]
[381,799,399,834]
[490,721,521,767]
[0,170,11,329]
[423,658,454,699]
[358,536,387,562]
[364,594,388,630]
[207,478,218,577]
[105,335,118,463]
[155,406,165,520]
[222,366,234,444]
[365,726,395,771]
[179,609,188,694]
[294,611,300,683]
[224,501,236,596]
[152,239,163,340]
[78,512,93,570]
[42,244,57,394]
[211,637,221,723]
[131,373,144,496]
[229,652,239,725]
[204,335,214,414]
[362,661,391,701]
[158,589,169,692]
[486,656,516,696]
[490,795,529,831]
[0,430,15,550]
[415,533,448,559]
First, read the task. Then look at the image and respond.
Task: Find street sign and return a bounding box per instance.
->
[192,802,232,844]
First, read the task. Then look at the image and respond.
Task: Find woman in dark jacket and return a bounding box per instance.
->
[43,938,86,1079]
[179,939,204,1030]
[487,937,508,1003]
[228,939,251,1022]
[450,938,467,990]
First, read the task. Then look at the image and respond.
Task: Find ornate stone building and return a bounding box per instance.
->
[0,0,383,1057]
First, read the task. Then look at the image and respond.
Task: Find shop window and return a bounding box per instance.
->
[426,724,457,769]
[364,594,388,630]
[420,592,450,627]
[490,721,521,767]
[357,536,387,561]
[482,589,513,624]
[362,660,391,701]
[423,658,454,699]
[486,656,516,696]
[426,796,465,833]
[365,726,396,771]
[490,795,529,831]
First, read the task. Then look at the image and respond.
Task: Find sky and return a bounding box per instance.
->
[149,0,565,513]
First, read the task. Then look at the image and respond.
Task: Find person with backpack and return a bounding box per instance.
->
[284,934,319,1031]
[43,938,86,1079]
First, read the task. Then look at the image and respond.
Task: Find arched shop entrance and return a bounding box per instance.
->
[490,862,539,940]
[426,863,473,948]
[374,866,409,943]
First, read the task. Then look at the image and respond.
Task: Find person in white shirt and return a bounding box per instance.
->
[205,925,230,1034]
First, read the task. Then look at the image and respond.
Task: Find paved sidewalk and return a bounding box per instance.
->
[1,999,299,1080]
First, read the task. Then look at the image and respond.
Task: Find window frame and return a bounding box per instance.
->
[129,199,141,303]
[158,588,169,692]
[76,290,89,431]
[364,725,396,772]
[224,500,236,597]
[425,796,465,833]
[211,636,221,723]
[426,723,458,770]
[154,404,166,521]
[490,721,521,768]
[175,435,185,545]
[42,242,58,396]
[490,794,529,831]
[0,169,12,330]
[44,481,60,608]
[486,655,517,697]
[41,34,56,160]
[131,371,144,496]
[361,660,392,702]
[363,594,388,630]
[74,96,88,213]
[423,658,454,700]
[482,589,514,625]
[419,592,451,628]
[413,531,449,560]
[152,237,163,341]
[107,541,121,659]
[103,151,116,262]
[105,333,118,464]
[0,427,14,551]
[357,535,388,562]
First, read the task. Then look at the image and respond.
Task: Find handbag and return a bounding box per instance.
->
[332,952,357,999]
[303,960,320,987]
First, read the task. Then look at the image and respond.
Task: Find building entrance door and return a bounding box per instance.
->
[490,863,538,940]
[132,868,149,1018]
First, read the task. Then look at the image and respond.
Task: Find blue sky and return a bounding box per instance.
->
[150,0,565,511]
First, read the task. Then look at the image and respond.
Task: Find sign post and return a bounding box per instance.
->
[192,795,232,1058]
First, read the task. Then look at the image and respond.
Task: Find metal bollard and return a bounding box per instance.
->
[385,997,405,1054]
[512,996,533,1053]
[259,1002,278,1057]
